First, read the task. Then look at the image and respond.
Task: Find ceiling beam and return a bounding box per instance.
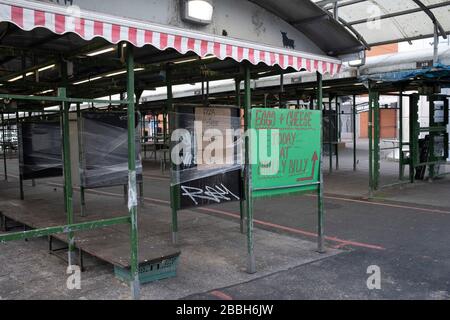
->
[368,31,450,47]
[411,0,447,39]
[321,0,368,10]
[337,17,370,50]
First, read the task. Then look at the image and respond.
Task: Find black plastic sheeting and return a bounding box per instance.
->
[80,112,142,189]
[171,105,243,210]
[19,122,63,180]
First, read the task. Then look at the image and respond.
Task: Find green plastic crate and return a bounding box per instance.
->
[114,255,180,284]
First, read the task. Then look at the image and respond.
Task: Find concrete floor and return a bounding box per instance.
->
[1,141,450,300]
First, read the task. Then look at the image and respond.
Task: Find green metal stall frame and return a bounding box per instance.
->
[166,65,326,273]
[0,47,141,300]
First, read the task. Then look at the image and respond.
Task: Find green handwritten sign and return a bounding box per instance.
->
[250,108,322,198]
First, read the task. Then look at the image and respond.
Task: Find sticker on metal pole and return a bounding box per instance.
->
[251,108,322,198]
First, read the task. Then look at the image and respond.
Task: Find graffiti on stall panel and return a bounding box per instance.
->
[181,184,240,205]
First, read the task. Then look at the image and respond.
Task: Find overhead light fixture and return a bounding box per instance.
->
[37,89,54,95]
[38,64,55,72]
[8,75,23,82]
[174,55,216,64]
[73,76,102,85]
[347,50,366,68]
[105,68,145,77]
[86,47,115,57]
[181,0,213,25]
[44,105,60,111]
[106,70,127,77]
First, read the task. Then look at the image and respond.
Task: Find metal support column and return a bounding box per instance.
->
[353,95,357,171]
[76,103,86,216]
[167,64,178,245]
[409,94,420,184]
[328,96,333,173]
[59,86,76,267]
[17,111,24,200]
[373,92,380,191]
[126,47,140,300]
[368,90,374,197]
[1,113,7,181]
[399,91,404,180]
[244,64,255,274]
[317,72,325,253]
[335,96,340,170]
[236,79,245,234]
[279,70,284,108]
[433,24,439,65]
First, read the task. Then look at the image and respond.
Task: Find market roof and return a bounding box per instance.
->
[249,0,365,55]
[140,46,450,107]
[0,0,351,76]
[312,0,450,48]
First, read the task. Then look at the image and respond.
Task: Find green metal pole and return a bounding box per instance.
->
[368,89,374,197]
[409,94,419,184]
[374,92,380,190]
[329,96,333,173]
[236,78,246,234]
[279,70,284,108]
[335,96,339,170]
[59,86,76,266]
[167,64,179,245]
[76,103,86,217]
[353,95,357,171]
[163,111,168,170]
[17,111,24,200]
[163,110,167,147]
[244,64,255,274]
[428,98,435,181]
[134,92,144,207]
[399,91,404,180]
[1,113,7,181]
[0,216,130,243]
[59,105,67,211]
[317,72,325,253]
[126,46,140,300]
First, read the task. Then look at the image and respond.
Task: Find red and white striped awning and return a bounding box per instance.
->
[0,0,342,75]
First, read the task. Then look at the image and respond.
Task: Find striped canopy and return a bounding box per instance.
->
[0,0,342,75]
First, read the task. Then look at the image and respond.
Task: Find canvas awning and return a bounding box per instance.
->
[0,0,343,75]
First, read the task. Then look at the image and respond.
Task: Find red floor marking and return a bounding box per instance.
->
[197,207,385,251]
[210,290,233,300]
[331,243,348,250]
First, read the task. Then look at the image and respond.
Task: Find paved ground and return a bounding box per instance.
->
[1,141,450,300]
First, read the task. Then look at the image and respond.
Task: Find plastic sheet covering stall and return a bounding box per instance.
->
[19,122,63,180]
[80,112,142,189]
[323,109,337,156]
[171,106,243,210]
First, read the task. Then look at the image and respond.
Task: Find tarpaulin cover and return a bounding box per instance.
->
[19,121,63,180]
[359,63,450,85]
[171,106,243,209]
[80,111,142,189]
